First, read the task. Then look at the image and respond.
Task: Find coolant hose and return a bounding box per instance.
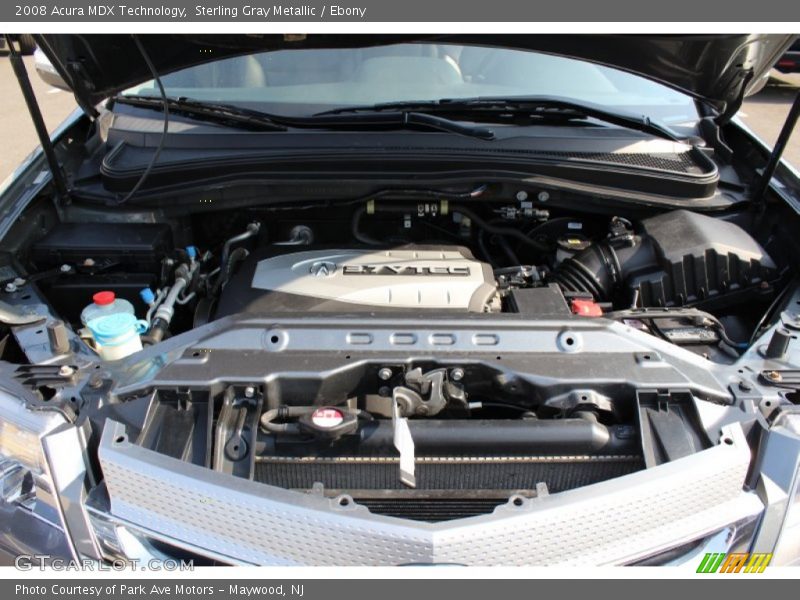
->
[351,205,382,246]
[260,406,373,434]
[211,246,249,296]
[221,222,260,271]
[354,417,634,455]
[260,406,315,434]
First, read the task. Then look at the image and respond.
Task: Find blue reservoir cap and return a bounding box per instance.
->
[87,312,138,346]
[139,287,156,305]
[186,246,198,260]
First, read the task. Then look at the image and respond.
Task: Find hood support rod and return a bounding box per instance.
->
[751,88,800,206]
[4,35,69,204]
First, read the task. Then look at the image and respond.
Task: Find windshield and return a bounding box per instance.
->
[122,44,698,125]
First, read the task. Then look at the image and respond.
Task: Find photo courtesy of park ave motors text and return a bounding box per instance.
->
[0,33,800,568]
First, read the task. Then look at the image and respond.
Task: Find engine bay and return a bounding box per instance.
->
[17,195,783,355]
[1,187,794,521]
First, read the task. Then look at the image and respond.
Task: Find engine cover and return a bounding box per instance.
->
[215,246,497,316]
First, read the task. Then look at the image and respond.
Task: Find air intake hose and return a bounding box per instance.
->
[552,236,656,302]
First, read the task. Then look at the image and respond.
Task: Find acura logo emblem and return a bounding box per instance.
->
[309,261,337,277]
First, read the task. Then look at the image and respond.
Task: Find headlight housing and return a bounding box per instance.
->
[771,412,800,565]
[0,387,67,515]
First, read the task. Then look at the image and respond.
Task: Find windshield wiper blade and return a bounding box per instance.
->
[316,95,682,142]
[113,95,288,132]
[452,96,682,142]
[114,96,493,140]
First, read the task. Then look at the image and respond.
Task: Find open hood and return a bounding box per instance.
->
[36,34,796,118]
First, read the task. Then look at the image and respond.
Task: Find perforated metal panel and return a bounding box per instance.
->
[99,420,763,566]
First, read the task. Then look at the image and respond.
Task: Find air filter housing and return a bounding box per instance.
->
[554,210,778,308]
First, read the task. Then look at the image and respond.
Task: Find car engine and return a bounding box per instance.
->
[20,200,780,331]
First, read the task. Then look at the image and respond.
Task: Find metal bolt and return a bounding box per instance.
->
[765,370,783,383]
[515,190,528,202]
[89,376,103,389]
[738,380,753,392]
[4,282,17,293]
[60,264,72,273]
[58,365,75,378]
[537,191,550,202]
[378,367,393,381]
[13,277,26,287]
[244,386,256,398]
[450,368,465,381]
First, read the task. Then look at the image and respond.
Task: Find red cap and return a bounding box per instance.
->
[571,298,603,317]
[310,407,345,429]
[93,291,116,306]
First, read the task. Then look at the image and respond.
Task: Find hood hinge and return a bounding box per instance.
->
[5,35,70,205]
[715,70,754,127]
[698,117,733,162]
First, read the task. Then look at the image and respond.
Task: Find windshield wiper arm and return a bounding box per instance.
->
[112,95,288,132]
[290,111,495,140]
[315,95,682,142]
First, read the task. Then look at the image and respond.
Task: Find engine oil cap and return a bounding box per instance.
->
[311,407,345,428]
[93,290,116,306]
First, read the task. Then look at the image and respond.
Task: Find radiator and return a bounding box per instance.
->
[254,454,643,520]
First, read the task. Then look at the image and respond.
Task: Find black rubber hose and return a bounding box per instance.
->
[260,406,373,434]
[495,231,522,265]
[477,228,496,266]
[351,196,548,254]
[142,317,169,345]
[260,406,314,433]
[221,222,260,271]
[351,205,383,245]
[211,246,250,296]
[451,205,550,252]
[356,418,635,455]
